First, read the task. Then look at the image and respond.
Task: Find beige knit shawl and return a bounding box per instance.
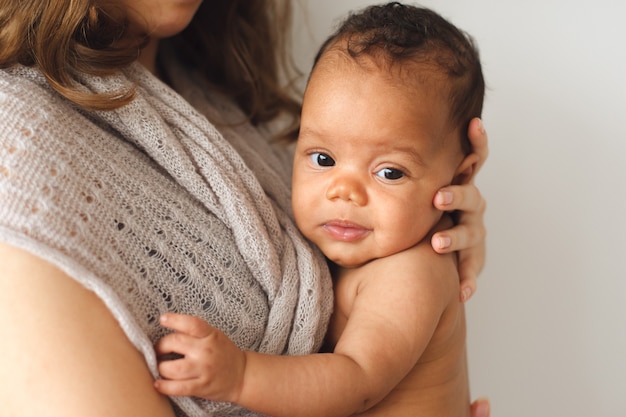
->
[0,58,333,416]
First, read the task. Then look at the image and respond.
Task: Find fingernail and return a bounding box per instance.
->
[462,287,472,302]
[477,118,485,134]
[437,236,451,250]
[436,191,453,206]
[474,398,490,417]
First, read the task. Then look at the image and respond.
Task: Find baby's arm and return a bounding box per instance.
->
[155,244,457,417]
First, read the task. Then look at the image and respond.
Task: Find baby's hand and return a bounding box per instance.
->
[154,313,246,403]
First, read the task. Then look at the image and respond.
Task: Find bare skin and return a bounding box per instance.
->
[433,118,488,302]
[154,237,469,417]
[326,244,469,417]
[0,105,489,417]
[0,1,490,416]
[152,52,483,417]
[0,242,177,417]
[0,3,198,413]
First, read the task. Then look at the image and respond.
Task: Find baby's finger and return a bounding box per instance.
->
[155,331,194,357]
[160,312,213,338]
[154,377,199,397]
[157,356,198,380]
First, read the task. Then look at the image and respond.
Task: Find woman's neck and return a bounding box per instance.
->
[137,39,160,78]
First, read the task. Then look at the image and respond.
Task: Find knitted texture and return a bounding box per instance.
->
[0,58,333,416]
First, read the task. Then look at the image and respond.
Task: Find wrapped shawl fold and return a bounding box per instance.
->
[0,57,333,416]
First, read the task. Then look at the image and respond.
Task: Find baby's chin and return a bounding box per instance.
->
[326,254,375,270]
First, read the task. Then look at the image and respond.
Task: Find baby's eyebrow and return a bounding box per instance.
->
[374,141,428,168]
[295,126,320,143]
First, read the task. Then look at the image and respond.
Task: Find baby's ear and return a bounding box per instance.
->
[452,153,479,185]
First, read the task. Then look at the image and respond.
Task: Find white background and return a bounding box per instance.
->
[292,1,626,416]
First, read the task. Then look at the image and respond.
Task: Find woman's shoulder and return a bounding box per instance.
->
[1,65,56,104]
[0,66,80,141]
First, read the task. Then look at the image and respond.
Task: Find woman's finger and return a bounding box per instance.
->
[432,220,486,253]
[431,230,484,302]
[459,274,477,302]
[467,117,489,175]
[470,397,491,417]
[434,184,486,215]
[457,244,486,301]
[431,228,485,302]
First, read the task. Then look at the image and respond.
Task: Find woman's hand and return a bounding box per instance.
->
[471,397,491,417]
[431,118,488,302]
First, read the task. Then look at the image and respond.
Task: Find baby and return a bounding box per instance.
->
[155,3,485,416]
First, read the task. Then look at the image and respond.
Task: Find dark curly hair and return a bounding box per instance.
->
[313,2,485,151]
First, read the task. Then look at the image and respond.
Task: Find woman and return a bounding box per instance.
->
[0,1,488,416]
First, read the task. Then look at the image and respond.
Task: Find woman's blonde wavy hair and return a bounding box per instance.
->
[0,0,302,139]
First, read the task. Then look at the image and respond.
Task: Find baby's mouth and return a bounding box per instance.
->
[322,220,371,242]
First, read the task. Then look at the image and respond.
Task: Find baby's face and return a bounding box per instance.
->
[292,53,464,268]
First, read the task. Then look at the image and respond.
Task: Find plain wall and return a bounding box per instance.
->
[292,1,626,416]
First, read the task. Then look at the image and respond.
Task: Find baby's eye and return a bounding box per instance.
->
[375,167,404,180]
[310,152,335,167]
